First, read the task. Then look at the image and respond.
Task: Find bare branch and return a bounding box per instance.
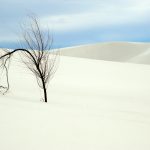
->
[0,15,59,102]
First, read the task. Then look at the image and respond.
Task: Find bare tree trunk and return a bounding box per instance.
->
[42,78,47,103]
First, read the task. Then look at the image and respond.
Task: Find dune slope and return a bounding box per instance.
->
[0,54,150,150]
[61,42,150,64]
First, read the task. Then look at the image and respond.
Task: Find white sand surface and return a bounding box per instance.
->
[0,45,150,150]
[128,48,150,64]
[61,42,150,64]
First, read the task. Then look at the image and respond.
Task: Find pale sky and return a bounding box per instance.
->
[0,0,150,48]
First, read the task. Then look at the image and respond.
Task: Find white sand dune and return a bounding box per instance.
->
[61,42,150,64]
[0,44,150,150]
[128,48,150,64]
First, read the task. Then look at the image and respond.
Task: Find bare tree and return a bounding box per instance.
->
[0,16,59,103]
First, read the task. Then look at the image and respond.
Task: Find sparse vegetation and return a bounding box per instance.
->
[0,15,59,103]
